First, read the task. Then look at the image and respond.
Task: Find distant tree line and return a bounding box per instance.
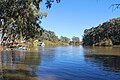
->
[39,29,81,46]
[69,37,81,46]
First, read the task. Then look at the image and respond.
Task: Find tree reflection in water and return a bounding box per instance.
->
[84,47,120,72]
[0,50,41,80]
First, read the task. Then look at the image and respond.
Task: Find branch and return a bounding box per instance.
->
[110,4,120,11]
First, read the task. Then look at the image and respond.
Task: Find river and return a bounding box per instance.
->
[0,46,120,80]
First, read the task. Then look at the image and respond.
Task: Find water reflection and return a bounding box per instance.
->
[84,46,120,73]
[0,50,41,80]
[84,46,120,55]
[40,49,57,63]
[0,46,120,80]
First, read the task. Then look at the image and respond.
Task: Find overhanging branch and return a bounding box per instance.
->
[110,4,120,11]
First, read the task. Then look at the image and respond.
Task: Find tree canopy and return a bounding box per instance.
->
[83,18,120,46]
[60,36,70,43]
[0,0,60,45]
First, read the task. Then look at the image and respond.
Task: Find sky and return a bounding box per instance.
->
[41,0,120,40]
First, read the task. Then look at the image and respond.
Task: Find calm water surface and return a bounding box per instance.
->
[0,46,120,80]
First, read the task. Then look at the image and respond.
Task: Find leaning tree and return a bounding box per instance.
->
[0,0,60,45]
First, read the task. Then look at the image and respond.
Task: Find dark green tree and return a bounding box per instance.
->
[83,18,120,46]
[0,0,60,45]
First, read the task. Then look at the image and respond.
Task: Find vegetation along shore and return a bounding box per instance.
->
[83,17,120,47]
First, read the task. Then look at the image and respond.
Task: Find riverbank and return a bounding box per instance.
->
[0,40,69,51]
[42,40,69,46]
[0,45,3,52]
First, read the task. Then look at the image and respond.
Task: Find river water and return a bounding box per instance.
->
[0,46,120,80]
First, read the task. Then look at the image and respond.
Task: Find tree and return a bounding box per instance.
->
[71,36,80,45]
[111,4,120,11]
[83,18,120,46]
[60,36,70,43]
[72,37,80,43]
[0,0,61,45]
[40,30,59,42]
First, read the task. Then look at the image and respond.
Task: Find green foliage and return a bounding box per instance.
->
[42,40,50,45]
[94,39,113,46]
[40,30,59,42]
[0,0,60,45]
[71,36,80,45]
[42,40,68,46]
[0,0,41,43]
[45,0,61,8]
[33,41,39,46]
[27,38,34,43]
[83,18,120,46]
[72,36,80,43]
[60,36,70,43]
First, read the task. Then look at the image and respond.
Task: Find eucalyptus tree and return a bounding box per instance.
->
[40,30,59,42]
[0,0,40,43]
[0,0,60,44]
[60,36,70,43]
[71,36,80,45]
